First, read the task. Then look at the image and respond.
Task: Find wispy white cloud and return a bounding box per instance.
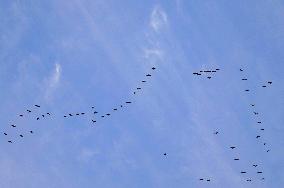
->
[150,6,168,32]
[44,63,62,101]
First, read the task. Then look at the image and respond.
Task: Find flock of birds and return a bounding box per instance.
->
[2,66,274,184]
[194,68,273,183]
[2,67,157,143]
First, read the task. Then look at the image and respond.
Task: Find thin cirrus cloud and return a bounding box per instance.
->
[150,6,168,32]
[44,63,62,101]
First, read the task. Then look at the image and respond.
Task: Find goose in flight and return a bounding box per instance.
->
[30,131,33,134]
[152,67,156,70]
[126,102,132,104]
[47,113,50,115]
[27,110,31,113]
[8,140,12,143]
[245,89,250,92]
[19,135,23,138]
[240,69,243,71]
[234,158,240,161]
[260,128,264,131]
[267,81,272,84]
[35,105,40,108]
[11,124,16,128]
[241,171,246,174]
[214,131,219,135]
[19,114,23,117]
[146,74,151,77]
[113,108,117,111]
[81,113,85,115]
[262,85,266,88]
[230,146,236,149]
[92,120,96,123]
[242,78,247,80]
[256,135,260,138]
[106,113,110,116]
[142,80,146,83]
[69,114,73,116]
[216,68,220,71]
[4,133,7,136]
[207,76,211,79]
[253,165,258,167]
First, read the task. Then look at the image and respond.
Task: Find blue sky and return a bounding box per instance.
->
[0,1,283,187]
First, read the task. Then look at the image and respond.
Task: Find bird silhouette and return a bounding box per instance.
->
[256,135,260,138]
[197,73,201,75]
[47,113,50,115]
[268,81,272,84]
[212,70,216,72]
[266,150,270,152]
[241,172,246,174]
[240,69,243,71]
[251,104,255,106]
[260,128,264,131]
[253,165,258,167]
[193,72,198,75]
[164,153,167,156]
[92,120,96,123]
[92,106,95,109]
[94,111,98,114]
[126,102,132,104]
[76,113,79,115]
[42,115,45,117]
[263,143,266,145]
[37,117,40,120]
[152,67,156,70]
[30,131,33,134]
[199,179,204,181]
[230,146,236,149]
[214,131,219,135]
[257,172,263,174]
[207,76,211,79]
[142,80,146,83]
[216,68,220,71]
[4,133,7,136]
[242,78,247,80]
[246,179,252,182]
[101,115,105,118]
[19,135,23,138]
[106,113,110,116]
[257,122,262,124]
[245,89,250,92]
[146,74,151,77]
[134,92,136,94]
[113,109,117,111]
[11,125,16,128]
[81,113,85,115]
[64,116,67,117]
[206,179,210,182]
[19,114,23,117]
[262,85,266,88]
[27,110,31,113]
[69,114,72,116]
[35,105,40,108]
[8,140,12,143]
[234,158,240,161]
[254,112,259,115]
[137,87,141,90]
[120,105,123,107]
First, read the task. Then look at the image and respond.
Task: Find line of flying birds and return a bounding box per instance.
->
[2,67,157,144]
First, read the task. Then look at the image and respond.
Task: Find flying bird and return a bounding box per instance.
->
[113,109,117,111]
[257,122,262,124]
[242,78,247,80]
[81,113,85,115]
[230,146,236,149]
[268,81,272,84]
[246,179,252,182]
[76,113,79,115]
[206,179,210,182]
[11,125,16,128]
[4,133,7,136]
[94,111,98,114]
[8,140,12,143]
[256,135,260,138]
[146,74,151,77]
[35,105,40,108]
[42,115,45,117]
[207,76,211,79]
[120,105,123,107]
[214,131,219,135]
[164,153,167,156]
[216,69,220,71]
[69,114,73,116]
[234,158,240,161]
[101,116,105,118]
[142,80,146,83]
[30,131,33,134]
[263,143,266,145]
[254,112,259,115]
[257,172,263,174]
[126,102,132,104]
[92,106,95,109]
[253,165,258,167]
[37,117,40,120]
[47,113,50,115]
[251,104,255,106]
[260,128,264,131]
[152,67,156,70]
[106,113,110,116]
[19,114,23,117]
[240,69,243,71]
[64,115,67,117]
[262,85,266,88]
[241,172,246,174]
[266,150,270,152]
[19,135,23,138]
[27,110,31,113]
[92,120,96,123]
[199,179,204,181]
[137,87,141,90]
[245,89,250,92]
[193,72,198,75]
